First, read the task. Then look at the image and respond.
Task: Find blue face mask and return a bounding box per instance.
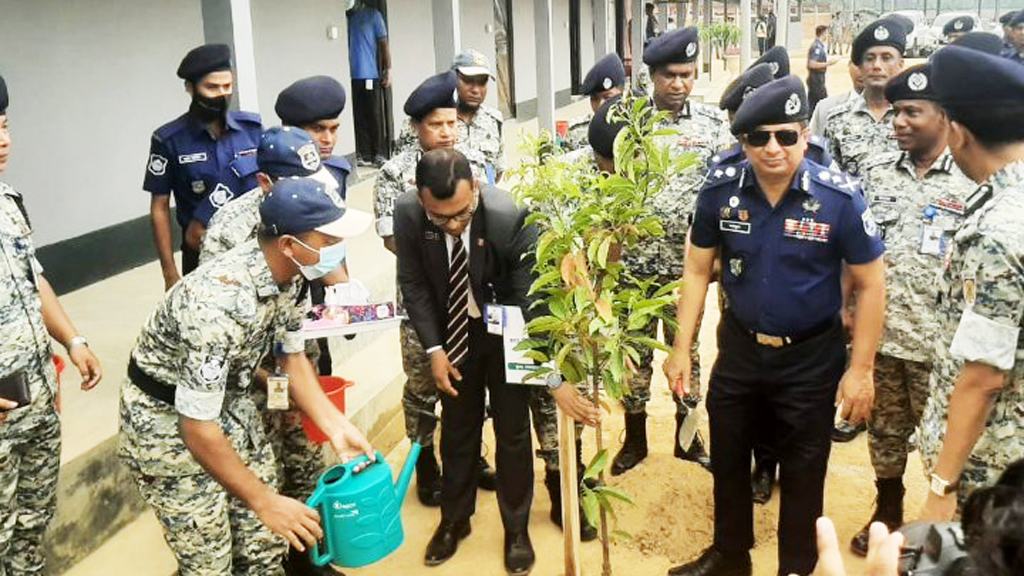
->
[290,237,346,280]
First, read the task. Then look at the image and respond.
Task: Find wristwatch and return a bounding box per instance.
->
[545,372,564,390]
[66,335,89,350]
[929,473,959,497]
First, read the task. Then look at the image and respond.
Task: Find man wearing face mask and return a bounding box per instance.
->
[374,71,489,508]
[120,176,374,576]
[144,43,263,290]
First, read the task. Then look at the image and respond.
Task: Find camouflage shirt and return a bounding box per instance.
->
[373,146,486,238]
[625,100,733,278]
[563,114,592,152]
[0,183,56,422]
[395,104,505,175]
[917,160,1024,489]
[861,150,973,362]
[823,92,899,177]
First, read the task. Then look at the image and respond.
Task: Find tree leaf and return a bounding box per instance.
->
[594,485,635,505]
[583,449,609,481]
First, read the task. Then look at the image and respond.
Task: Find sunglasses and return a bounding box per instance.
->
[745,129,801,147]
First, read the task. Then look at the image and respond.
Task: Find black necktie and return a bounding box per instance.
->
[446,235,470,366]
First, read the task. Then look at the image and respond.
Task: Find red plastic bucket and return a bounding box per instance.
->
[302,376,355,443]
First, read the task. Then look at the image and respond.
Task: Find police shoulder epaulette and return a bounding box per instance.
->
[860,150,901,173]
[806,164,859,197]
[482,104,504,125]
[153,115,190,142]
[823,99,853,122]
[702,162,745,190]
[231,110,262,125]
[692,101,727,122]
[706,145,743,169]
[807,134,827,149]
[323,155,352,172]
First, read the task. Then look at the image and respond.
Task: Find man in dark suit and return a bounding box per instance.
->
[395,148,538,574]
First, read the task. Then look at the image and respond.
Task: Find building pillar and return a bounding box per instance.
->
[632,0,645,84]
[201,0,259,112]
[535,0,556,132]
[775,0,788,50]
[594,0,611,56]
[740,0,752,68]
[432,0,462,72]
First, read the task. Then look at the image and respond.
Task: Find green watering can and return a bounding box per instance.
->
[306,442,421,568]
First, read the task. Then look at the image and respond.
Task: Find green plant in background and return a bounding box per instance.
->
[509,91,698,575]
[700,21,743,68]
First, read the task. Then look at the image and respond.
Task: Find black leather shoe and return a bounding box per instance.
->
[416,449,442,507]
[424,519,471,566]
[831,419,866,443]
[504,530,536,576]
[751,461,776,505]
[667,546,752,576]
[478,456,498,491]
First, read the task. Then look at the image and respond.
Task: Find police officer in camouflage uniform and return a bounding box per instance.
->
[915,47,1024,522]
[612,26,732,476]
[120,177,374,576]
[823,19,906,177]
[562,53,626,151]
[848,63,974,556]
[395,50,504,183]
[0,73,103,576]
[373,71,490,507]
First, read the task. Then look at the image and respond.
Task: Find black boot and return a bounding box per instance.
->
[545,469,598,541]
[674,413,712,470]
[850,477,905,556]
[477,456,497,491]
[416,448,442,507]
[611,412,648,476]
[751,457,777,505]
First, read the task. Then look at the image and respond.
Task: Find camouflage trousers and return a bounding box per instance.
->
[0,382,59,576]
[401,321,440,447]
[622,303,703,416]
[530,386,588,473]
[252,387,326,502]
[868,353,930,479]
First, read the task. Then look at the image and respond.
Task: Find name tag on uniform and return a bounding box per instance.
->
[720,220,751,234]
[783,218,831,243]
[872,194,897,205]
[178,152,208,164]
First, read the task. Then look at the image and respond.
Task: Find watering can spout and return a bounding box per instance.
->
[394,441,422,507]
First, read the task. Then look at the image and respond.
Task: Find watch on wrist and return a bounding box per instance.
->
[929,473,958,496]
[545,372,564,390]
[66,335,89,350]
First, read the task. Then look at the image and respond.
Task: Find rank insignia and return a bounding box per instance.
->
[802,198,820,214]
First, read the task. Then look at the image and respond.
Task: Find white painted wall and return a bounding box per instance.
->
[459,0,501,111]
[385,0,438,130]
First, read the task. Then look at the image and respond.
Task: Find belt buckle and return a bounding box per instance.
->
[755,332,785,348]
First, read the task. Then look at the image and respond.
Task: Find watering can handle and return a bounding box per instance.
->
[306,488,333,567]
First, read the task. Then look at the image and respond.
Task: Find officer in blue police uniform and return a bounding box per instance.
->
[144,43,263,290]
[274,75,352,195]
[664,76,887,576]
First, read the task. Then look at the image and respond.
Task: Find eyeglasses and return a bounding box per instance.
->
[745,129,801,147]
[427,195,478,227]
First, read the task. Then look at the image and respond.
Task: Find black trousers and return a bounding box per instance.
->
[440,319,533,533]
[351,79,387,161]
[708,312,845,576]
[181,241,200,275]
[807,75,828,118]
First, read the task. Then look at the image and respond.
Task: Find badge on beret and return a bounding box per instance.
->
[874,26,890,41]
[685,42,697,58]
[768,62,780,76]
[210,183,234,208]
[742,86,755,100]
[954,19,964,30]
[785,93,800,116]
[148,154,168,176]
[908,72,928,91]
[297,143,320,171]
[602,77,613,90]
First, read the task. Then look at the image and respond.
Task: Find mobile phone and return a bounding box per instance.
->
[0,371,31,411]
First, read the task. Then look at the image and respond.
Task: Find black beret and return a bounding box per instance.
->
[720,63,775,113]
[885,64,936,103]
[0,74,7,115]
[943,16,974,36]
[643,27,700,66]
[731,75,808,135]
[404,71,457,121]
[581,53,626,96]
[951,32,1005,55]
[883,13,915,36]
[275,76,347,125]
[751,46,790,78]
[177,43,232,82]
[1011,11,1024,26]
[999,11,1017,25]
[851,19,906,65]
[587,97,627,159]
[932,45,1024,107]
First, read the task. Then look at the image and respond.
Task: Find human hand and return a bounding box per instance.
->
[918,491,957,522]
[810,517,902,576]
[663,349,692,397]
[69,345,102,391]
[253,492,324,552]
[836,364,873,425]
[381,69,392,88]
[162,271,181,292]
[0,397,17,422]
[551,382,600,427]
[430,350,461,396]
[329,418,377,473]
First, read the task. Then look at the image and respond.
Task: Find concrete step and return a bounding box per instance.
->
[61,512,175,576]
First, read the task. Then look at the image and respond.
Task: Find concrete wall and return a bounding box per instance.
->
[460,0,501,111]
[385,0,438,131]
[0,0,204,247]
[249,0,357,156]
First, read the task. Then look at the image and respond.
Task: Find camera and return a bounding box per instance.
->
[898,521,973,576]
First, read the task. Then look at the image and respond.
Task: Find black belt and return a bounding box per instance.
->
[127,356,175,405]
[725,310,839,348]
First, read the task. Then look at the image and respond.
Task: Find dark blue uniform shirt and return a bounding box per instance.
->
[322,155,352,200]
[691,158,884,336]
[143,111,263,228]
[706,135,837,171]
